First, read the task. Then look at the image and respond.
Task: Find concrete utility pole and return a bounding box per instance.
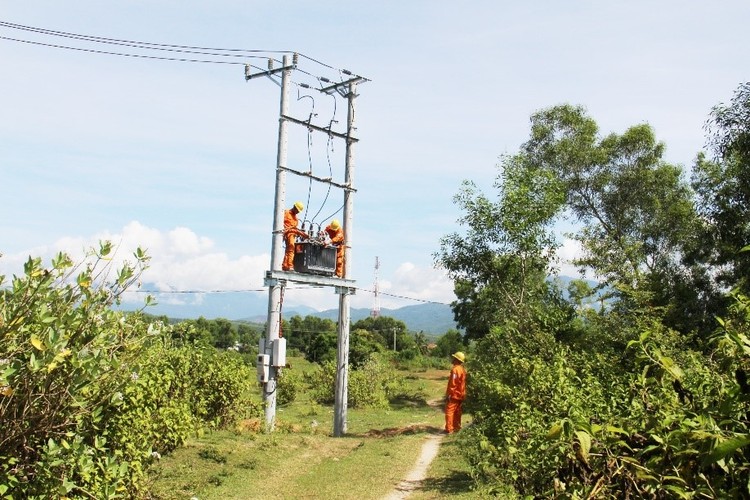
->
[333,81,357,437]
[247,54,294,431]
[245,54,367,435]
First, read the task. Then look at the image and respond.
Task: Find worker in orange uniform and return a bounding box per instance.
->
[324,219,345,277]
[282,201,308,271]
[444,351,467,434]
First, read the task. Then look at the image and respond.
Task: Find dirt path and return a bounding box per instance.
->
[382,397,446,499]
[382,433,444,499]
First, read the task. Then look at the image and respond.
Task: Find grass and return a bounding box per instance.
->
[146,358,485,499]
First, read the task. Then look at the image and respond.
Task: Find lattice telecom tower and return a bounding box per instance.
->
[371,256,380,318]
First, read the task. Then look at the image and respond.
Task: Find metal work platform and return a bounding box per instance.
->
[264,270,356,290]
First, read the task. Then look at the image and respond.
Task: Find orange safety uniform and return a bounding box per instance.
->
[324,224,345,277]
[282,208,306,271]
[444,360,467,433]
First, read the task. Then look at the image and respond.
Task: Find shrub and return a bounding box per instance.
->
[0,245,154,497]
[276,366,303,406]
[0,245,260,498]
[304,356,407,408]
[465,301,750,498]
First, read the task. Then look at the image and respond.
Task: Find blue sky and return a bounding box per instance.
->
[1,1,749,315]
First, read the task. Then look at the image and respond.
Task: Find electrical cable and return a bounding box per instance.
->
[0,35,252,65]
[319,203,344,223]
[305,90,340,226]
[124,286,451,306]
[0,20,285,61]
[0,20,368,79]
[295,89,317,230]
[278,285,285,337]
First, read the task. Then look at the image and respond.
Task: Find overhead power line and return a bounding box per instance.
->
[0,20,364,79]
[0,35,250,65]
[125,286,451,306]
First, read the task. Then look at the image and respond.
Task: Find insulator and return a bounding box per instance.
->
[292,53,299,65]
[320,77,330,83]
[300,83,310,89]
[268,58,273,70]
[342,69,352,75]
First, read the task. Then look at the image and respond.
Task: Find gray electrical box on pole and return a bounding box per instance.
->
[244,53,368,435]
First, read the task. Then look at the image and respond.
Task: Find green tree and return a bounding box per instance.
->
[523,104,704,338]
[692,82,750,296]
[351,316,407,349]
[191,317,213,344]
[349,328,385,368]
[413,331,430,355]
[307,330,337,363]
[434,329,465,358]
[287,315,337,360]
[170,320,212,346]
[435,150,567,340]
[0,244,152,496]
[524,105,696,285]
[211,318,236,349]
[237,323,260,350]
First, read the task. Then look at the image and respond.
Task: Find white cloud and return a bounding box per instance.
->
[0,221,270,305]
[377,263,454,309]
[1,222,454,313]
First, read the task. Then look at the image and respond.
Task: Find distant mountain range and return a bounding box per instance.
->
[129,275,598,335]
[128,284,458,334]
[279,302,458,335]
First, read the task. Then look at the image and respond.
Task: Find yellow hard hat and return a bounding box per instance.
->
[293,201,304,212]
[330,219,341,230]
[452,351,466,363]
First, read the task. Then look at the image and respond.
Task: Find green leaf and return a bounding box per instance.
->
[705,434,750,464]
[547,423,563,439]
[30,334,45,351]
[663,475,687,484]
[99,240,113,257]
[663,485,689,498]
[659,355,684,380]
[605,425,627,436]
[575,430,591,459]
[58,478,75,494]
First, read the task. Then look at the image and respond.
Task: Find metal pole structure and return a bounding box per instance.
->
[333,81,357,437]
[263,54,292,431]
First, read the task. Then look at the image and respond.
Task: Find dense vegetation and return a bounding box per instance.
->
[435,82,750,497]
[283,313,461,368]
[0,244,259,498]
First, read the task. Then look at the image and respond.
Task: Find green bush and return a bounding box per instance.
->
[464,301,750,498]
[0,246,154,497]
[395,353,449,372]
[276,366,302,406]
[304,356,407,408]
[0,245,260,498]
[304,360,336,405]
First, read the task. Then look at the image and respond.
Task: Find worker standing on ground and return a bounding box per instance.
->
[324,219,345,277]
[282,201,308,271]
[444,351,467,434]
